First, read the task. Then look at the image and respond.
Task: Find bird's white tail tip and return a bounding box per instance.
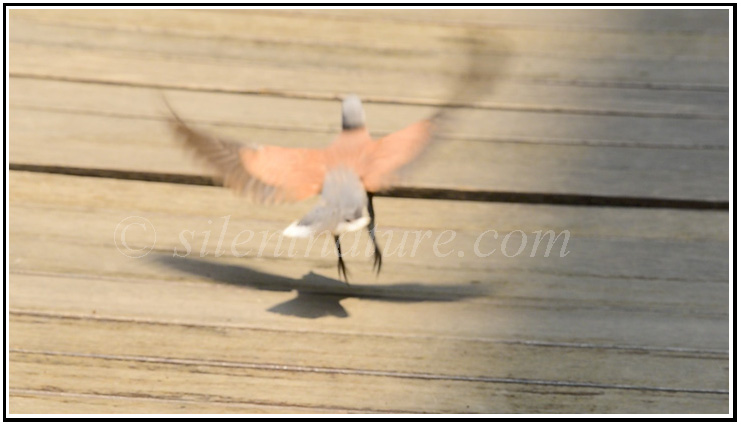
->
[282,221,314,239]
[336,216,371,234]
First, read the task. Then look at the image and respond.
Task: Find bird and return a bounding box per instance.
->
[166,95,440,283]
[165,35,501,284]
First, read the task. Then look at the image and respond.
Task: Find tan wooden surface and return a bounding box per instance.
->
[9,80,730,200]
[8,8,730,415]
[8,9,730,200]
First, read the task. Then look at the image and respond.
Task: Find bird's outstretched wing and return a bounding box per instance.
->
[357,34,508,192]
[357,119,435,192]
[168,108,326,203]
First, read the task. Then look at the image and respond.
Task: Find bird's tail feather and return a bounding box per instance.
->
[283,167,369,238]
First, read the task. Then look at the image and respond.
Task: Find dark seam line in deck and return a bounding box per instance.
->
[10,349,729,395]
[9,103,729,151]
[9,308,730,357]
[524,77,729,93]
[9,72,731,118]
[7,388,409,414]
[9,163,729,211]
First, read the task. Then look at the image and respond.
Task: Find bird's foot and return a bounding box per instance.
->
[335,235,350,285]
[337,257,350,285]
[372,240,383,276]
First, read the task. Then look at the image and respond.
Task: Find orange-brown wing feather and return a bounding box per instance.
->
[169,113,326,203]
[240,145,326,201]
[357,119,435,192]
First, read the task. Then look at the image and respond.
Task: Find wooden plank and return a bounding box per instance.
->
[10,389,345,414]
[10,311,729,392]
[7,8,732,415]
[9,172,729,349]
[246,9,730,33]
[9,78,729,127]
[9,9,729,61]
[8,255,730,350]
[9,204,730,286]
[8,33,729,100]
[8,171,729,413]
[8,17,730,96]
[9,77,729,147]
[8,171,729,241]
[9,351,727,414]
[11,44,728,133]
[8,91,730,201]
[9,171,729,281]
[8,10,730,201]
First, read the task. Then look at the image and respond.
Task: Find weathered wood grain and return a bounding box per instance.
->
[7,8,731,415]
[8,17,730,99]
[9,172,730,350]
[8,243,730,347]
[8,38,729,109]
[8,91,730,201]
[245,9,730,33]
[9,311,729,392]
[8,9,730,202]
[10,200,730,285]
[8,171,729,241]
[9,9,728,61]
[9,389,348,414]
[9,351,727,414]
[9,77,729,147]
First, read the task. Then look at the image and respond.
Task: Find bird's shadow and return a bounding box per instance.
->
[152,255,489,319]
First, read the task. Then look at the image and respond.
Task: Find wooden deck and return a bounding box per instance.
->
[8,9,730,414]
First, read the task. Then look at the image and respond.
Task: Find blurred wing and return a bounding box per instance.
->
[359,119,435,192]
[170,114,326,203]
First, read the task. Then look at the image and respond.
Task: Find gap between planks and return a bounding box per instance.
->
[10,95,731,150]
[9,308,729,357]
[7,388,401,414]
[8,348,727,396]
[9,164,730,210]
[8,73,729,121]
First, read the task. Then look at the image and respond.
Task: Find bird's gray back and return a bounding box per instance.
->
[296,167,368,233]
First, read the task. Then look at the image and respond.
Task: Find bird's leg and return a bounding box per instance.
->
[367,192,382,275]
[335,235,349,285]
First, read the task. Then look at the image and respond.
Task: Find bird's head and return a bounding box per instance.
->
[341,94,366,130]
